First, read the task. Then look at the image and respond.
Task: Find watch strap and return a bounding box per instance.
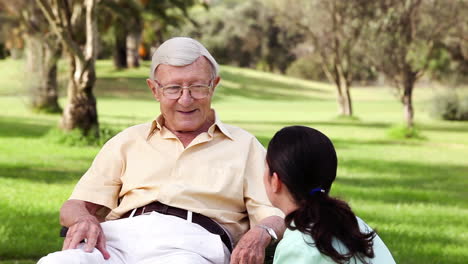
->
[257,224,278,241]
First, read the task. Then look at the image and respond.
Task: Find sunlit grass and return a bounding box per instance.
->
[0,59,467,263]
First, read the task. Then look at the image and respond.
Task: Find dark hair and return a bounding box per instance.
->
[266,126,376,264]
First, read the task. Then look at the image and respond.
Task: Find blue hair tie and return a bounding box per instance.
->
[309,188,325,195]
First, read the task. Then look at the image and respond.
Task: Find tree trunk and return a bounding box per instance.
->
[337,93,352,116]
[335,69,353,116]
[337,93,346,115]
[113,23,127,69]
[5,28,24,59]
[9,48,23,59]
[343,82,353,116]
[0,43,6,59]
[60,0,99,136]
[126,29,141,68]
[402,72,416,128]
[24,34,61,113]
[60,56,98,136]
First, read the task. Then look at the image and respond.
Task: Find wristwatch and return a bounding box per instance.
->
[256,224,278,242]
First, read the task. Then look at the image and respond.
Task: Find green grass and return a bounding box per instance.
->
[0,59,467,263]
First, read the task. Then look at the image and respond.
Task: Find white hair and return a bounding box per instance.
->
[149,37,219,80]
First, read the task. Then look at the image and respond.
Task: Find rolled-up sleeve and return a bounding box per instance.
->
[69,133,124,210]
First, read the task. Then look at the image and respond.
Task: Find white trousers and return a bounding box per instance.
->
[37,211,230,264]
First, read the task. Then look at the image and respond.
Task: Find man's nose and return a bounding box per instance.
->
[177,89,194,106]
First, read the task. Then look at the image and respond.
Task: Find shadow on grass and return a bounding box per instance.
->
[0,206,62,260]
[0,116,52,138]
[0,163,84,184]
[418,122,468,133]
[332,138,425,149]
[231,119,391,129]
[335,158,468,206]
[94,77,153,100]
[377,226,467,264]
[214,70,330,102]
[221,69,328,92]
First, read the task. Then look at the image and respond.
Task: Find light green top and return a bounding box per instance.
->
[273,217,396,264]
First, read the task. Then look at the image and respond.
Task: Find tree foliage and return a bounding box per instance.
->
[97,0,202,69]
[174,0,302,73]
[428,1,468,84]
[366,0,465,128]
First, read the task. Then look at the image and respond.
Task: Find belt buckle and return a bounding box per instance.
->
[187,211,193,222]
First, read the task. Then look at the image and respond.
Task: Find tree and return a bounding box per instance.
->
[36,0,99,136]
[429,1,468,84]
[99,0,142,69]
[0,7,24,59]
[99,0,202,70]
[140,0,205,59]
[368,0,464,128]
[271,0,375,116]
[0,5,9,58]
[0,0,62,113]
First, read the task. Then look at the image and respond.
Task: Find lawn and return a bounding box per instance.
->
[0,59,467,264]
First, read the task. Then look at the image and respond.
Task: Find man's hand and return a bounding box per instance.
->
[62,214,110,260]
[230,226,271,264]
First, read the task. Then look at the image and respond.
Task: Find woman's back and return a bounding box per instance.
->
[273,217,396,264]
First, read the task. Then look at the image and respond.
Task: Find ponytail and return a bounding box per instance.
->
[285,192,376,264]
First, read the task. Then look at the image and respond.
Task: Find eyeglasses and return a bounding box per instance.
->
[157,80,213,100]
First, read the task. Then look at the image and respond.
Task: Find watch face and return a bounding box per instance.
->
[267,228,278,240]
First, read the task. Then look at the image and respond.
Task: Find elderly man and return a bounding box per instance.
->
[38,37,284,264]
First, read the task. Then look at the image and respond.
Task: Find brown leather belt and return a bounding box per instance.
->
[122,201,232,252]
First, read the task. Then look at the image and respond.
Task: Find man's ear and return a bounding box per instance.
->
[146,79,160,101]
[271,172,283,193]
[212,76,221,91]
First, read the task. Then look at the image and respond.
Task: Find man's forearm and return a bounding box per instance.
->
[60,199,103,227]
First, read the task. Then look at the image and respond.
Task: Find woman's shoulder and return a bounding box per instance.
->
[355,217,397,264]
[274,229,336,264]
[356,216,374,232]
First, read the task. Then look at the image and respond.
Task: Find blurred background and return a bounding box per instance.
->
[0,0,467,263]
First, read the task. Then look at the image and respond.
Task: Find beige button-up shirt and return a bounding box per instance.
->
[70,112,283,244]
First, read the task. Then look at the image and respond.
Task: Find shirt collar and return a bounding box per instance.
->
[146,110,234,141]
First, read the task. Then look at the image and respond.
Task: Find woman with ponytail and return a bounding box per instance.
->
[264,126,395,264]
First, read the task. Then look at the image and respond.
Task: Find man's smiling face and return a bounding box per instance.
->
[148,56,218,134]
